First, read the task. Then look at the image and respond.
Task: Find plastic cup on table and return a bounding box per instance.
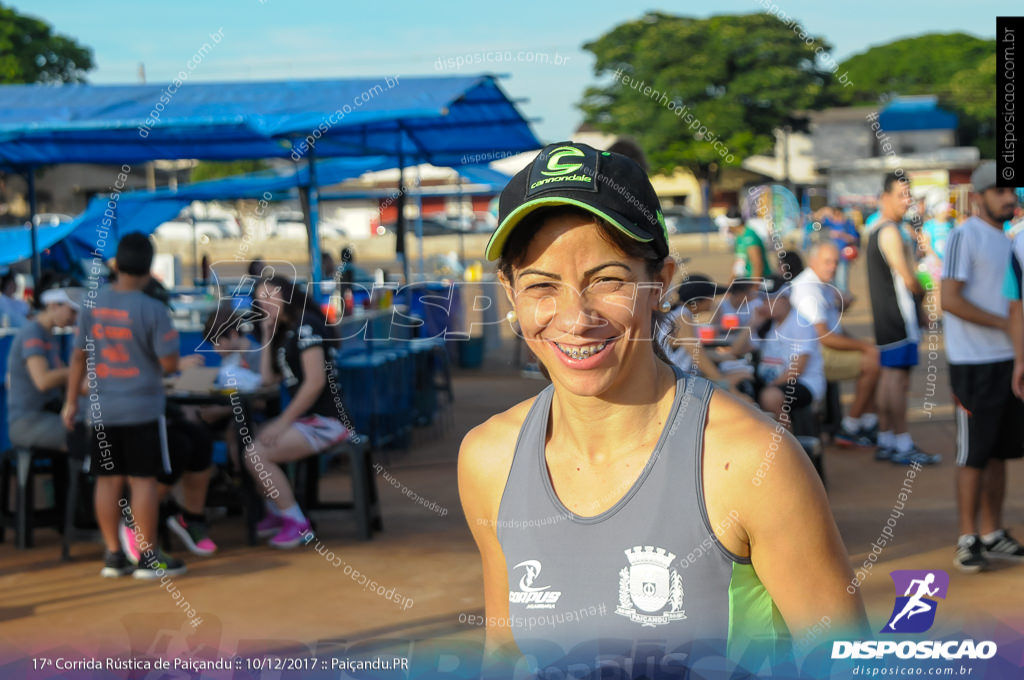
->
[721,313,740,331]
[698,325,716,342]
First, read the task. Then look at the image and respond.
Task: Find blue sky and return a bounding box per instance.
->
[12,0,1013,142]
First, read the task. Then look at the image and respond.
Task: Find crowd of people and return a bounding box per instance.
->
[4,234,354,580]
[659,161,1024,573]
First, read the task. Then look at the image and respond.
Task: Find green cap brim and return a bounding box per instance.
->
[484,197,654,261]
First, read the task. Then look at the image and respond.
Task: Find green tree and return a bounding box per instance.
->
[190,160,270,183]
[581,12,835,204]
[0,3,93,83]
[828,33,996,156]
[826,33,992,106]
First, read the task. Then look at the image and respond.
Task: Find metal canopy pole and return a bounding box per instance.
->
[26,166,40,292]
[306,150,323,297]
[395,148,409,287]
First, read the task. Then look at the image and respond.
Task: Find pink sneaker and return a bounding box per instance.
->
[166,514,218,556]
[119,521,141,565]
[269,517,312,549]
[256,513,283,538]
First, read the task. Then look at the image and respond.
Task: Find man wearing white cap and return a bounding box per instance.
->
[5,286,82,452]
[943,161,1024,573]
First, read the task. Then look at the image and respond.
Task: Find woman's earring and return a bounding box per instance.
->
[506,310,518,323]
[659,299,672,312]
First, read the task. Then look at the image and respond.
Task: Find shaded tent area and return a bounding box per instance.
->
[0,158,513,279]
[0,75,539,283]
[0,156,396,267]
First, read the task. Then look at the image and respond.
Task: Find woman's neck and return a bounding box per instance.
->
[548,357,676,465]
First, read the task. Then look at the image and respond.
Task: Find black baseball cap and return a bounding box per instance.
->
[485,141,669,261]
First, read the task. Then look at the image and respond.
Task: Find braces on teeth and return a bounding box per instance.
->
[557,341,608,360]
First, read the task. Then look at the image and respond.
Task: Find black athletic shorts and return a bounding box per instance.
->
[88,419,169,478]
[158,417,214,485]
[950,360,1024,469]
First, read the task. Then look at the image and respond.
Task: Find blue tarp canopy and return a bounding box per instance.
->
[0,74,537,283]
[0,76,538,166]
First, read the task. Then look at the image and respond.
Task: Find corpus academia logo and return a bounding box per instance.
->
[881,570,948,634]
[833,569,997,661]
[509,560,561,609]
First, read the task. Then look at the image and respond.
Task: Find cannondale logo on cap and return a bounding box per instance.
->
[540,146,586,177]
[526,144,599,197]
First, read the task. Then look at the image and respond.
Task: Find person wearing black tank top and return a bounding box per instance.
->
[459,142,868,676]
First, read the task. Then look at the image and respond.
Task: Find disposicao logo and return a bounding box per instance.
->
[882,569,947,634]
[832,569,997,661]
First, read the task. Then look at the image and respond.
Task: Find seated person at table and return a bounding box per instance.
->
[249,275,352,548]
[179,302,262,463]
[657,275,749,392]
[5,286,81,451]
[790,241,880,446]
[732,283,826,424]
[714,280,763,330]
[62,233,187,579]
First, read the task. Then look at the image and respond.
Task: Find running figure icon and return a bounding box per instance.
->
[887,573,939,630]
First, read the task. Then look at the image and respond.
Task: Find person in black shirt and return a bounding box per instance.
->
[248,275,352,548]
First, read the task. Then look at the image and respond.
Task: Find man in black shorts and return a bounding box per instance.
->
[942,161,1024,572]
[63,234,187,579]
[865,173,938,465]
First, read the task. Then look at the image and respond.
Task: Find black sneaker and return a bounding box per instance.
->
[954,535,989,573]
[834,423,874,447]
[875,446,894,461]
[891,445,941,466]
[100,549,135,578]
[981,530,1024,562]
[133,551,187,580]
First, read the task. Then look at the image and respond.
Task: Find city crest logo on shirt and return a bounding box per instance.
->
[615,546,685,627]
[881,569,948,634]
[509,560,561,609]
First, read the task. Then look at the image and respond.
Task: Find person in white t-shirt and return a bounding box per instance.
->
[941,161,1024,574]
[790,242,880,448]
[732,282,825,425]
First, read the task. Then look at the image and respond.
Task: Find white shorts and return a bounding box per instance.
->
[292,415,350,451]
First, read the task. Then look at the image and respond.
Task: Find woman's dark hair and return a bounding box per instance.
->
[257,275,334,355]
[203,300,254,346]
[496,205,672,366]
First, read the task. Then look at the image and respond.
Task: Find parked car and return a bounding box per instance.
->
[374,217,466,237]
[32,213,74,227]
[267,212,347,240]
[436,213,495,233]
[662,206,716,235]
[154,219,229,244]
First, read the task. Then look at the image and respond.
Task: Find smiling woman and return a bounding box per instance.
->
[457,142,869,676]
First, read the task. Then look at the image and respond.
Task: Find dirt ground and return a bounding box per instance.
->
[2,251,1023,672]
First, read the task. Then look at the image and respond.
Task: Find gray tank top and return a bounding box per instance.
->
[496,367,788,668]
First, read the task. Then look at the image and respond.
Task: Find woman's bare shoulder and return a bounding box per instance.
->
[460,394,539,472]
